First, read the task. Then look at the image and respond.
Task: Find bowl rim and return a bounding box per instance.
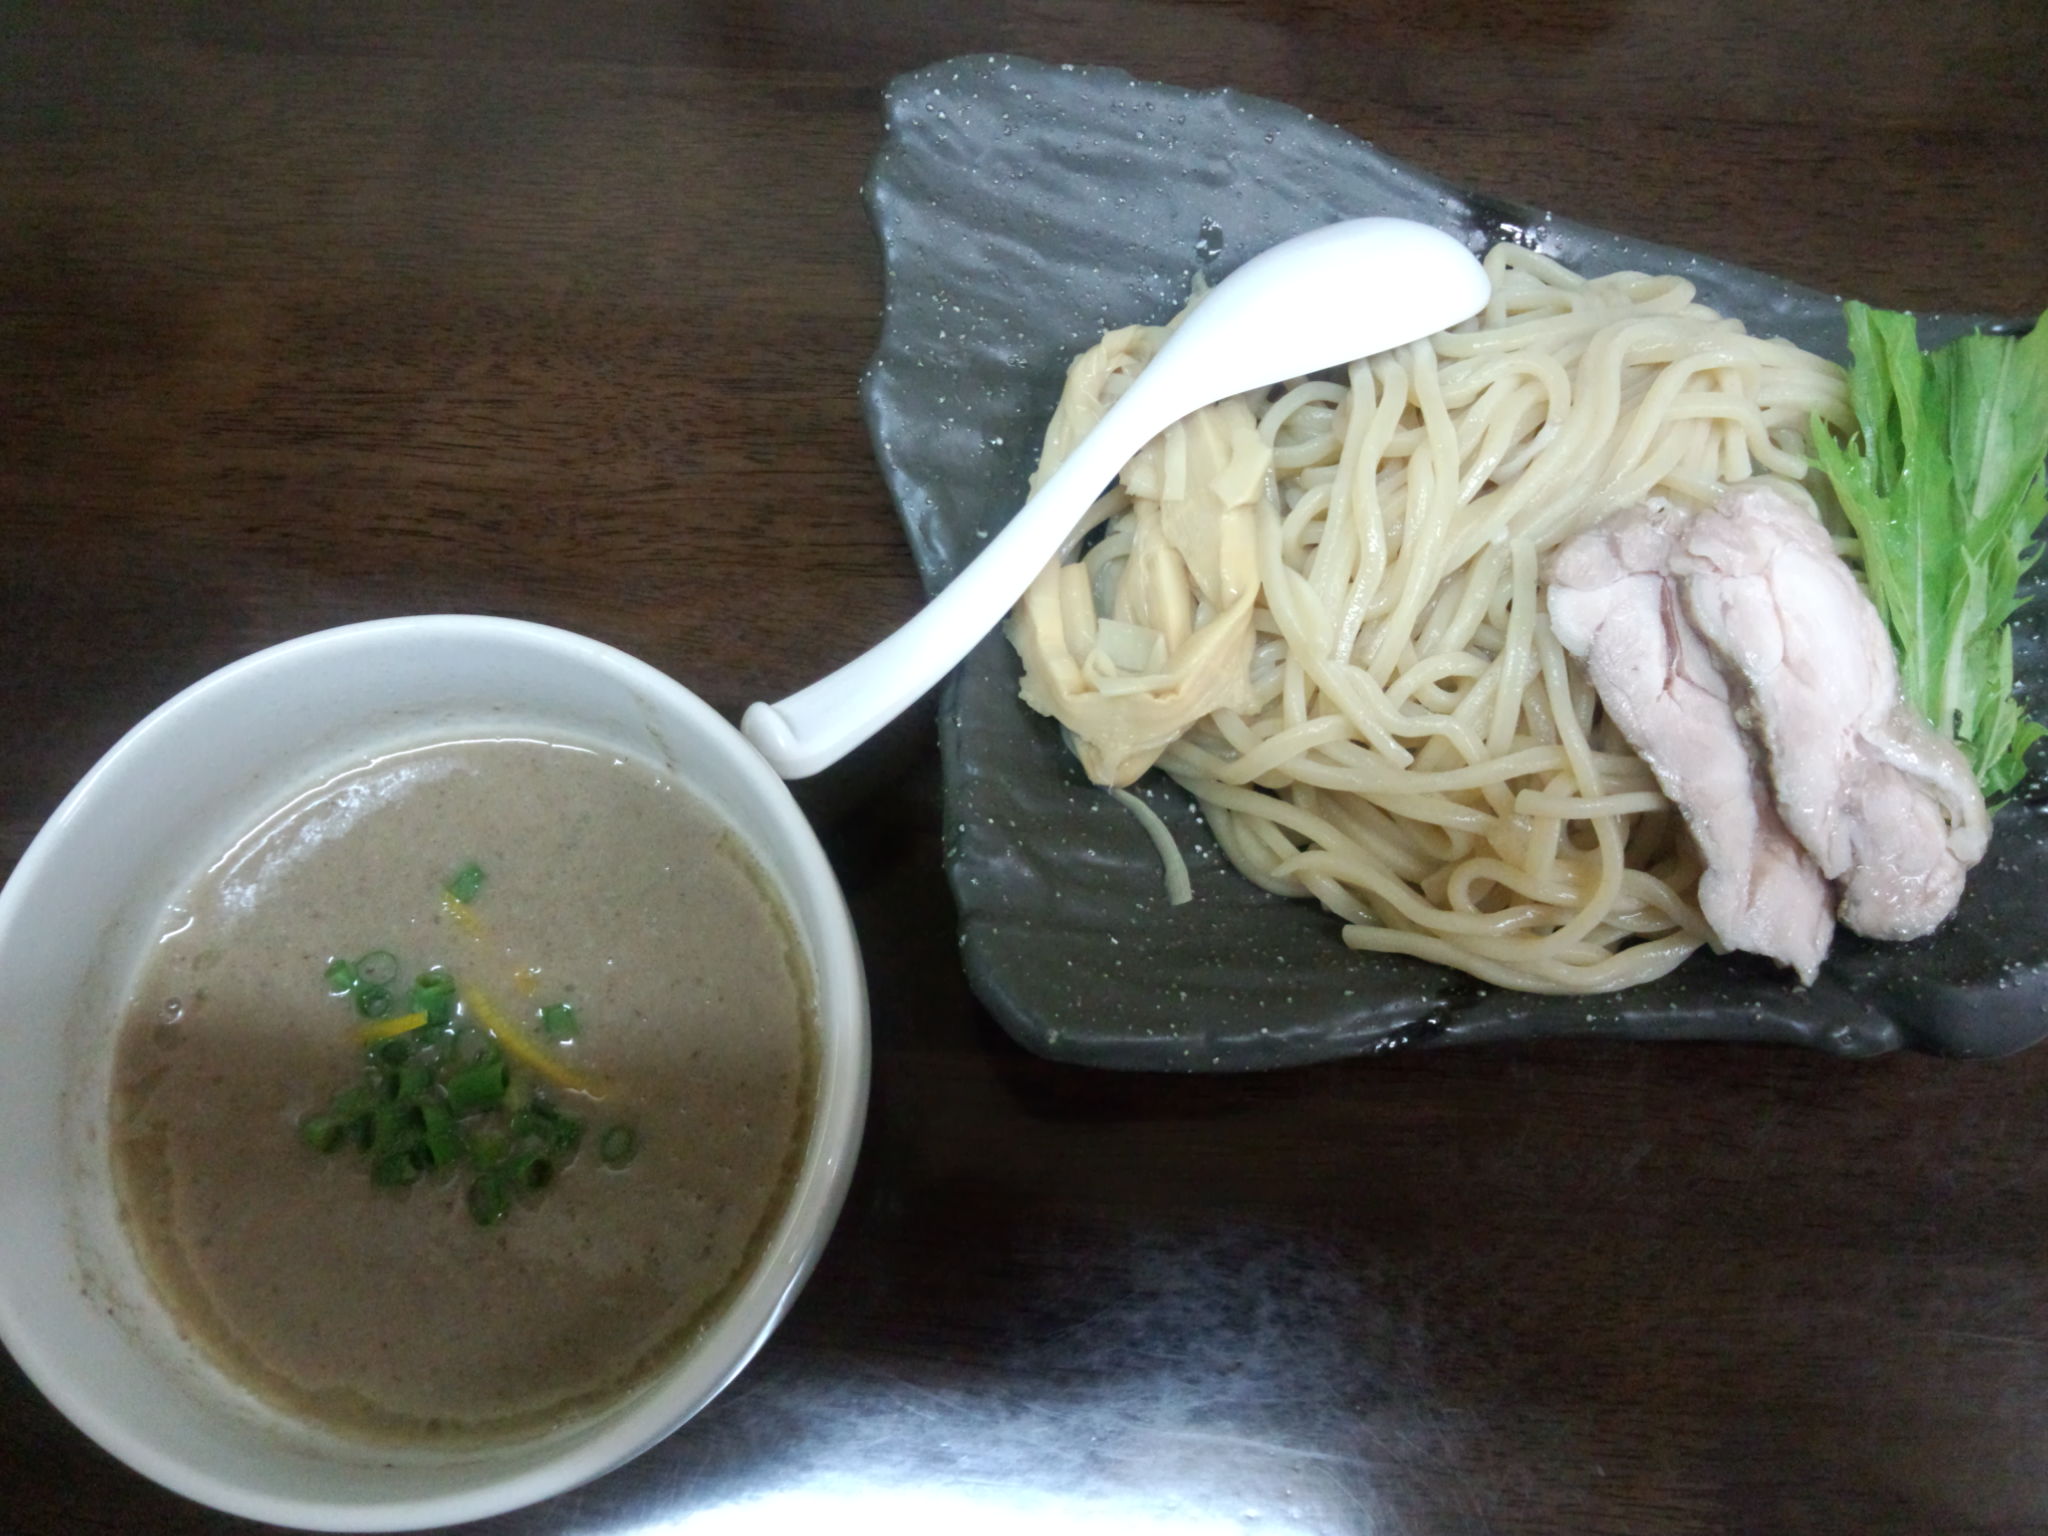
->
[0,614,871,1531]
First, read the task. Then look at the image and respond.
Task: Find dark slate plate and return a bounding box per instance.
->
[858,54,2048,1069]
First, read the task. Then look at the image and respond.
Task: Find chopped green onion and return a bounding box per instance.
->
[467,1173,510,1226]
[444,862,486,905]
[517,1103,584,1157]
[331,1083,381,1120]
[298,900,611,1224]
[506,1149,556,1191]
[419,1101,463,1169]
[410,970,457,1026]
[598,1125,638,1169]
[371,1102,422,1155]
[445,1057,508,1116]
[502,1075,533,1116]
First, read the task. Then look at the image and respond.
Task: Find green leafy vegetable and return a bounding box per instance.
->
[1813,302,2048,799]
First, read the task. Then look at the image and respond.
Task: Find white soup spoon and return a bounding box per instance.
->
[743,216,1491,778]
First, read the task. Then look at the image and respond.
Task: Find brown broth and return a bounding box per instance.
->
[110,737,816,1444]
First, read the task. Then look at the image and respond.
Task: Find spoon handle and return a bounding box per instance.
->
[743,378,1175,779]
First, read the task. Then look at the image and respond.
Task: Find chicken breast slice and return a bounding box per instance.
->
[1675,482,1989,941]
[1547,502,1836,982]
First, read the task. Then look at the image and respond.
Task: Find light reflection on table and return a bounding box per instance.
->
[582,1218,1434,1536]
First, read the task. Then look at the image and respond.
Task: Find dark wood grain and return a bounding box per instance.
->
[4,4,2047,1534]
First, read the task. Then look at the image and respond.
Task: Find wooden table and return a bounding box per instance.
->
[5,5,2046,1533]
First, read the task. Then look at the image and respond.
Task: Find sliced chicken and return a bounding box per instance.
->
[1675,482,1989,941]
[1547,502,1836,983]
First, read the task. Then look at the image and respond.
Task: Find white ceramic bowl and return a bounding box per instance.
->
[0,616,869,1530]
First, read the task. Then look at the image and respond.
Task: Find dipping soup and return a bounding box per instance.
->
[110,735,816,1443]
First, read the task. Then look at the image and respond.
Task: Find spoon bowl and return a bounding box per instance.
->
[743,216,1490,779]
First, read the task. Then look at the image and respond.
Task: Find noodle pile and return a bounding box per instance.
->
[1008,244,1853,992]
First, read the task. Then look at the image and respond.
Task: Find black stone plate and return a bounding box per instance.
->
[858,54,2048,1068]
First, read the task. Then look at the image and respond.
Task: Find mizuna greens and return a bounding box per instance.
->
[1813,303,2048,800]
